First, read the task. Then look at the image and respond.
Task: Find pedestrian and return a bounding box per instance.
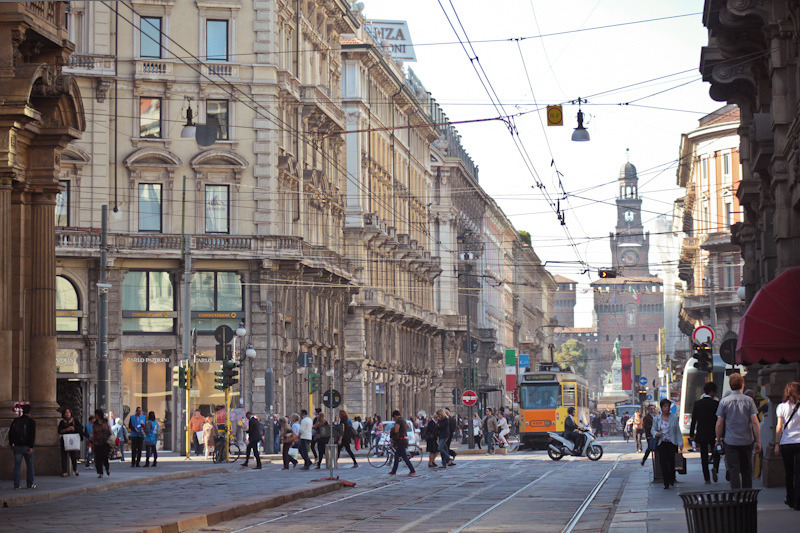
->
[497,412,510,448]
[445,408,458,465]
[690,382,721,484]
[298,409,313,469]
[373,415,383,449]
[436,409,451,469]
[313,411,330,469]
[310,408,322,462]
[128,406,146,467]
[472,413,482,449]
[84,415,95,469]
[111,417,128,462]
[482,408,497,453]
[143,411,159,467]
[58,407,81,477]
[202,416,216,460]
[716,373,762,489]
[337,410,359,468]
[9,404,36,489]
[272,414,281,454]
[91,408,112,478]
[774,381,800,510]
[281,416,299,469]
[425,414,439,467]
[190,409,205,456]
[620,413,630,442]
[241,411,262,469]
[640,405,657,465]
[592,412,603,437]
[651,399,682,489]
[352,416,363,451]
[388,410,416,476]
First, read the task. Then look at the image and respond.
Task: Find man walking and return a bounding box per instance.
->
[272,415,281,454]
[9,404,36,489]
[445,408,458,465]
[129,406,146,467]
[299,409,313,469]
[482,408,497,453]
[190,409,205,456]
[388,410,416,475]
[691,382,721,483]
[241,412,262,469]
[716,373,761,489]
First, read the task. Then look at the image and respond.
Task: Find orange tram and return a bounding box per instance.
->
[518,365,589,447]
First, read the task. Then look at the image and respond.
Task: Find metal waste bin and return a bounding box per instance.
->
[680,489,760,533]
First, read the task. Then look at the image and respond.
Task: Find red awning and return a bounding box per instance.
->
[736,267,800,365]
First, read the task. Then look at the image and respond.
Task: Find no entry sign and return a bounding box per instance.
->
[462,389,478,406]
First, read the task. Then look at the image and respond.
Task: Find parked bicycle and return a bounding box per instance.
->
[367,444,423,468]
[213,433,241,463]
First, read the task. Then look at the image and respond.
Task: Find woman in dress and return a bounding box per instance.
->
[774,381,800,509]
[426,414,439,467]
[144,411,159,467]
[337,410,358,468]
[202,416,216,460]
[91,408,112,478]
[58,408,81,477]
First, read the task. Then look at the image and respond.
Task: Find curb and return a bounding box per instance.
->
[0,467,228,509]
[111,480,344,533]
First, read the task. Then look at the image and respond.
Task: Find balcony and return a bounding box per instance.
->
[63,54,116,77]
[135,60,174,79]
[681,289,744,313]
[201,63,240,79]
[300,84,345,131]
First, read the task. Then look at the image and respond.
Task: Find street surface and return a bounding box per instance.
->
[1,438,795,532]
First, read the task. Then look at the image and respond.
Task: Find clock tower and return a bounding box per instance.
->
[610,159,651,277]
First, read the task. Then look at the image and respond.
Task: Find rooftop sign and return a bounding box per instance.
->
[365,20,416,62]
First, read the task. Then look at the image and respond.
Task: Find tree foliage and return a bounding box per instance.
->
[517,230,531,246]
[554,339,588,376]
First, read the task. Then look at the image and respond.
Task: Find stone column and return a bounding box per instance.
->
[0,172,13,408]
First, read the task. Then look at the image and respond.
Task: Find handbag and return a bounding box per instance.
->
[62,433,81,451]
[106,432,117,448]
[675,452,687,475]
[647,437,658,452]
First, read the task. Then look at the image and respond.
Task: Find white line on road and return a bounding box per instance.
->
[449,469,555,533]
[560,454,623,533]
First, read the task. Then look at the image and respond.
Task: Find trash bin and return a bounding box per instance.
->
[680,489,760,533]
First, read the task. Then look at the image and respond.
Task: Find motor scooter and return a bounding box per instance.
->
[547,428,603,461]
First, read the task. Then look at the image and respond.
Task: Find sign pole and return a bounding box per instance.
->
[185,364,191,459]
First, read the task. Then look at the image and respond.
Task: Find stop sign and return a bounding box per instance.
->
[462,389,478,406]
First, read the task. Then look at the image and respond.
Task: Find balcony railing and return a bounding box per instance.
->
[64,54,116,76]
[135,60,173,77]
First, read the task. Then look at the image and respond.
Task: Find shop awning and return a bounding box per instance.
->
[736,267,800,365]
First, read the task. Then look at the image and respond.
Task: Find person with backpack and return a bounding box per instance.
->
[9,404,36,489]
[388,410,416,476]
[337,410,358,468]
[143,411,159,467]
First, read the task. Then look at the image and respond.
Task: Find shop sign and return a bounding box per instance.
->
[122,311,176,318]
[191,311,241,319]
[56,310,78,317]
[124,356,170,364]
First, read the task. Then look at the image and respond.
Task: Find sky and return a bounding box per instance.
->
[362,0,718,327]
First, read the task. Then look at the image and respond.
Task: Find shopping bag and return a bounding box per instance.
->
[195,431,204,443]
[62,433,81,451]
[288,447,299,458]
[675,452,687,475]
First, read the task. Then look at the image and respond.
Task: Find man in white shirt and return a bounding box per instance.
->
[299,409,313,469]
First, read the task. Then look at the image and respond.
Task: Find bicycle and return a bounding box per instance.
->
[367,444,423,468]
[492,432,521,453]
[213,433,242,463]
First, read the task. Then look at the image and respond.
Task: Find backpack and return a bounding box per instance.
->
[9,417,30,444]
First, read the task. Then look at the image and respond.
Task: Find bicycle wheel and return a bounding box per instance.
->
[407,444,423,467]
[213,443,224,463]
[367,446,388,467]
[506,436,520,453]
[228,442,241,463]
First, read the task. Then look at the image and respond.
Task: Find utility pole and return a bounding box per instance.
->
[97,205,109,411]
[465,262,475,450]
[264,301,274,453]
[181,237,191,456]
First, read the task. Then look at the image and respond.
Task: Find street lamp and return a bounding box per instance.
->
[571,98,590,142]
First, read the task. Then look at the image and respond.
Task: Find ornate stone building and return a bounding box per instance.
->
[0,1,85,476]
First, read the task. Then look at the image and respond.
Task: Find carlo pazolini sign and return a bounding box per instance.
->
[365,20,417,62]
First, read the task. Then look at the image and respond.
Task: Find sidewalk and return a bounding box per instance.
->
[610,451,793,532]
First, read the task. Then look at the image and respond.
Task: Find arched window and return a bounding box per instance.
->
[56,275,80,332]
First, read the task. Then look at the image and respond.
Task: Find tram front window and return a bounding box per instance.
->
[520,384,561,409]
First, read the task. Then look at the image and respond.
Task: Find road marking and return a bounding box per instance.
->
[561,454,623,533]
[449,469,555,533]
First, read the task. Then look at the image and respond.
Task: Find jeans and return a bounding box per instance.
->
[780,443,800,508]
[657,441,678,487]
[13,446,34,488]
[697,441,720,482]
[392,445,415,473]
[485,431,494,452]
[725,443,754,489]
[315,437,329,466]
[273,433,280,454]
[130,436,144,466]
[145,443,157,465]
[299,439,312,467]
[438,437,451,465]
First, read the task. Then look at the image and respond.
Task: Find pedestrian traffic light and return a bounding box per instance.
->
[452,388,461,405]
[638,388,647,402]
[214,360,238,390]
[693,343,713,372]
[598,269,617,279]
[172,365,187,389]
[309,371,321,394]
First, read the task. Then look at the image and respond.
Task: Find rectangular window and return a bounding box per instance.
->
[725,202,733,228]
[206,100,229,141]
[122,271,175,333]
[140,16,162,58]
[138,183,162,232]
[722,152,731,184]
[700,157,708,185]
[206,19,228,61]
[56,180,69,227]
[139,97,162,138]
[190,271,243,331]
[205,184,229,233]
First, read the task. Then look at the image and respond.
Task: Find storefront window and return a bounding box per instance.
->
[190,271,243,332]
[122,271,175,333]
[56,348,80,374]
[56,275,80,332]
[191,352,236,414]
[122,352,172,449]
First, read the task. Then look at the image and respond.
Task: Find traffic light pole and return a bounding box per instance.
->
[465,266,474,450]
[185,365,191,459]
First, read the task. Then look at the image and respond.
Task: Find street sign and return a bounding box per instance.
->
[638,375,648,386]
[322,389,342,409]
[519,354,530,368]
[462,389,478,406]
[214,325,235,345]
[720,338,737,365]
[297,351,313,367]
[462,339,478,354]
[646,394,653,401]
[692,325,714,345]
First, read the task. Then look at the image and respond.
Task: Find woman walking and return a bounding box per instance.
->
[91,409,112,478]
[143,411,159,467]
[426,414,439,467]
[775,381,800,509]
[58,408,81,477]
[202,416,216,460]
[280,417,299,469]
[313,412,330,469]
[337,410,358,468]
[632,410,644,453]
[651,399,682,489]
[436,409,451,468]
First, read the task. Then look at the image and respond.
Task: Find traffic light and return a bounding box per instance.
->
[638,388,647,402]
[462,368,478,388]
[214,360,238,390]
[693,343,713,372]
[309,371,321,394]
[452,388,461,405]
[598,269,617,279]
[172,365,187,389]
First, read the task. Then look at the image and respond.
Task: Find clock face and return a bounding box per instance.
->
[624,210,635,222]
[621,250,639,265]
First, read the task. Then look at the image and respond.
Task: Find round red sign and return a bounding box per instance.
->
[462,389,478,406]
